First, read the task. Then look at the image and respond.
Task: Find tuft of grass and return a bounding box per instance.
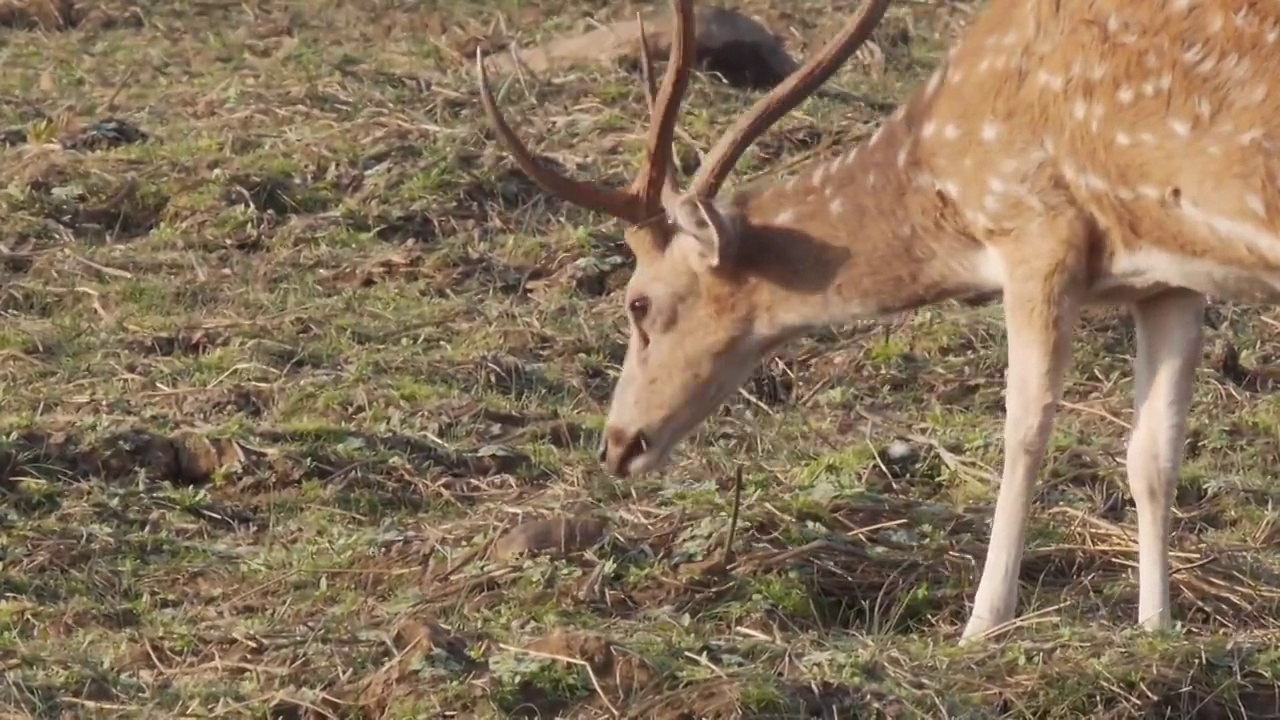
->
[3,0,1280,717]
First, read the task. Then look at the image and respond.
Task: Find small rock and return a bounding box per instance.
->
[60,117,149,151]
[885,440,915,462]
[0,126,26,147]
[883,439,917,478]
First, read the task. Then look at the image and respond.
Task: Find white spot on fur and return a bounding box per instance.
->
[1036,70,1064,91]
[1169,118,1192,136]
[981,121,1000,142]
[1117,85,1135,104]
[1194,97,1213,123]
[774,209,797,225]
[942,123,961,140]
[1116,131,1132,146]
[1246,194,1267,219]
[1080,172,1108,192]
[998,157,1024,174]
[921,120,936,138]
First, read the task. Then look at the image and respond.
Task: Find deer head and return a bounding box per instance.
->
[478,0,889,477]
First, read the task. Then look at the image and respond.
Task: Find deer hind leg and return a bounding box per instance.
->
[961,238,1084,643]
[1126,288,1204,631]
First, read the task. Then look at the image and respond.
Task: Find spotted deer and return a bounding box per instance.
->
[477,0,1280,641]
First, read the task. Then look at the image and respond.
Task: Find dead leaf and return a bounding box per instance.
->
[522,628,656,701]
[490,514,610,561]
[172,430,243,483]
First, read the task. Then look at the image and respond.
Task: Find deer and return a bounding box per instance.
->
[476,0,1280,642]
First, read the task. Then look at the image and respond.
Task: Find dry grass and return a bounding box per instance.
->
[3,0,1280,718]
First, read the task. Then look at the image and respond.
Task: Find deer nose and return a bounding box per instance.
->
[600,426,648,477]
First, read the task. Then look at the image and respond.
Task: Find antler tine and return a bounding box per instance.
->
[476,49,645,223]
[689,0,892,198]
[638,15,660,118]
[633,0,697,210]
[637,10,684,207]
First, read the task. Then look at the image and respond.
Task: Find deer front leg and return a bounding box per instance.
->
[961,268,1081,642]
[1126,289,1204,631]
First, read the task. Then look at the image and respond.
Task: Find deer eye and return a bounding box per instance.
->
[628,296,650,323]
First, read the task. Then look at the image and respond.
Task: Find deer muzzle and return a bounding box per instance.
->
[600,425,650,478]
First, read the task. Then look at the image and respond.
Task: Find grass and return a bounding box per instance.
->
[3,0,1280,717]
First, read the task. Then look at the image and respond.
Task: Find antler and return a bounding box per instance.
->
[478,0,890,221]
[689,0,892,198]
[638,14,683,207]
[476,0,697,224]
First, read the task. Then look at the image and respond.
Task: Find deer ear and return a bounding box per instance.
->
[670,195,739,271]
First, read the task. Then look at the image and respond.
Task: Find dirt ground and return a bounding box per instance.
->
[3,0,1280,718]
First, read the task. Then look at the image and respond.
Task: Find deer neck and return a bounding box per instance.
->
[726,85,998,342]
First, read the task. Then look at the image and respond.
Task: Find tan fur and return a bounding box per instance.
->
[482,0,1280,642]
